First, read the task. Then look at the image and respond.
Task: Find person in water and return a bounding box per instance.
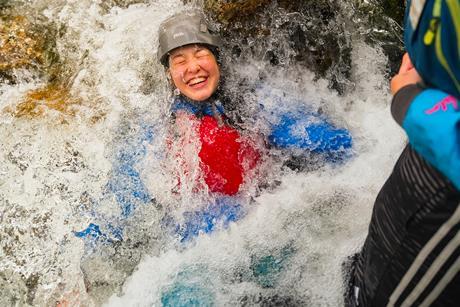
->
[345,0,460,306]
[157,9,352,198]
[75,9,352,245]
[158,11,261,196]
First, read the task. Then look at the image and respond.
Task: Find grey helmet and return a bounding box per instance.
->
[157,10,222,66]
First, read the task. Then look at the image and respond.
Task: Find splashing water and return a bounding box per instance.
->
[0,0,406,306]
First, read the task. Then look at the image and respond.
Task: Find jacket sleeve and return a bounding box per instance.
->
[267,110,352,160]
[392,84,460,190]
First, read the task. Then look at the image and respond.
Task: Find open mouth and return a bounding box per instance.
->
[188,76,208,87]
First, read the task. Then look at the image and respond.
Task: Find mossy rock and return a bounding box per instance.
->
[5,83,81,118]
[0,11,90,119]
[0,16,44,72]
[0,14,61,83]
[0,13,79,119]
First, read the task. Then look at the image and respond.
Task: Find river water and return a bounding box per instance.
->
[0,0,406,306]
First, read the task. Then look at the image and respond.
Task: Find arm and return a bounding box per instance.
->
[391,55,460,190]
[268,110,352,162]
[254,84,352,163]
[268,112,352,154]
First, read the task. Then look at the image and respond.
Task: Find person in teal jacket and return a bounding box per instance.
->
[345,1,460,306]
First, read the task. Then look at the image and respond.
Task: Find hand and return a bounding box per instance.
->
[390,53,423,95]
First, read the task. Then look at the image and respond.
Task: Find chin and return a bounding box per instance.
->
[187,91,213,102]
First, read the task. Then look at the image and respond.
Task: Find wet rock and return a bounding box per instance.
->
[6,142,30,172]
[239,292,307,307]
[0,16,44,74]
[78,217,163,305]
[201,0,271,24]
[0,14,60,82]
[25,273,40,305]
[0,12,85,119]
[99,0,149,13]
[188,0,353,93]
[259,294,305,307]
[80,252,129,306]
[0,0,12,10]
[0,200,60,306]
[0,269,29,306]
[189,0,404,92]
[378,0,405,26]
[5,83,81,118]
[80,242,147,305]
[347,0,405,76]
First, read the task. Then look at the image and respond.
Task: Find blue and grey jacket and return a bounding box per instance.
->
[392,84,460,190]
[397,0,460,190]
[405,0,460,98]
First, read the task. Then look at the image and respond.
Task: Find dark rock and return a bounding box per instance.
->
[187,0,405,93]
[25,274,40,305]
[349,0,406,76]
[0,0,11,10]
[239,293,307,307]
[191,0,353,94]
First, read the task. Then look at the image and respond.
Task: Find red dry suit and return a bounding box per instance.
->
[169,97,260,195]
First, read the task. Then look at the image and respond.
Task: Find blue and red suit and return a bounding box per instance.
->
[166,95,352,242]
[76,93,353,244]
[169,97,260,196]
[169,95,353,196]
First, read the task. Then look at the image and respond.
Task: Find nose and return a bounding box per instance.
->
[186,58,200,74]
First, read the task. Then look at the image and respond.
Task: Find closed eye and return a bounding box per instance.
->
[195,49,211,58]
[171,55,186,65]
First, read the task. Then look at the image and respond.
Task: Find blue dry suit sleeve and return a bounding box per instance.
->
[267,110,352,158]
[392,84,460,190]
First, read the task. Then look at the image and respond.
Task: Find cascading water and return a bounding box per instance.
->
[1,0,406,306]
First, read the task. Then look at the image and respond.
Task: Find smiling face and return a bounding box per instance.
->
[168,44,220,102]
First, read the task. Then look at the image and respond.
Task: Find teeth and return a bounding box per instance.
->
[189,77,206,86]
